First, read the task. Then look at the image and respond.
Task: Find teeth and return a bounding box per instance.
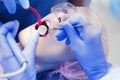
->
[38,25,48,35]
[46,21,51,26]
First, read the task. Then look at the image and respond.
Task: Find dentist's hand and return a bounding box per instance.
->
[2,0,30,14]
[0,20,39,80]
[56,16,111,80]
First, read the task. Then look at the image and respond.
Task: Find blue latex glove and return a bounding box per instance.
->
[2,0,30,14]
[0,20,39,80]
[109,0,120,20]
[56,16,111,80]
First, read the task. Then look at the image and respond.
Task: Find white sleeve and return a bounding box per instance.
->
[100,66,120,80]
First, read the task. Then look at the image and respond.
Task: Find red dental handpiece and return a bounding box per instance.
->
[29,6,49,37]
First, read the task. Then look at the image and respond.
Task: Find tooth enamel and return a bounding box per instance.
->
[38,25,48,35]
[46,21,50,26]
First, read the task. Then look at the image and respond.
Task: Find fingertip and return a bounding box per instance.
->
[2,0,16,14]
[56,36,65,41]
[23,3,30,9]
[8,8,16,14]
[65,38,70,46]
[6,5,16,14]
[13,20,19,26]
[18,0,30,9]
[55,30,67,41]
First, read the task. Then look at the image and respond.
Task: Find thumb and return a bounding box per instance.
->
[23,30,39,58]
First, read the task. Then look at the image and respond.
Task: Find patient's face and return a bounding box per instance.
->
[18,7,108,71]
[18,12,75,70]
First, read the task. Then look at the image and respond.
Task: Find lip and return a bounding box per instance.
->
[37,20,50,37]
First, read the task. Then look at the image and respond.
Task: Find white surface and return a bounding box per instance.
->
[100,67,120,80]
[90,0,120,66]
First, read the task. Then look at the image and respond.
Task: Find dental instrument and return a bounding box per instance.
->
[0,6,41,79]
[0,33,27,78]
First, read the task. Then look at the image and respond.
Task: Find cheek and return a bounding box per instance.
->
[35,31,76,63]
[18,26,33,48]
[36,30,68,58]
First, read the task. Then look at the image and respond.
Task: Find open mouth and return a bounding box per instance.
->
[35,20,50,37]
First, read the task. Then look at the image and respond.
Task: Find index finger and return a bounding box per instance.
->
[18,0,30,9]
[2,0,16,14]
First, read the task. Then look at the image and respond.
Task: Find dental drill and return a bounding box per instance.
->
[0,33,27,78]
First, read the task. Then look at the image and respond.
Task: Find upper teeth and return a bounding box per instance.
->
[46,21,50,26]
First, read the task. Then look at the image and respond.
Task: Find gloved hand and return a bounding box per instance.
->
[56,16,111,80]
[0,20,39,80]
[2,0,30,14]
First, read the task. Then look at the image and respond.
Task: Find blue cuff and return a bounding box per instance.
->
[83,61,112,80]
